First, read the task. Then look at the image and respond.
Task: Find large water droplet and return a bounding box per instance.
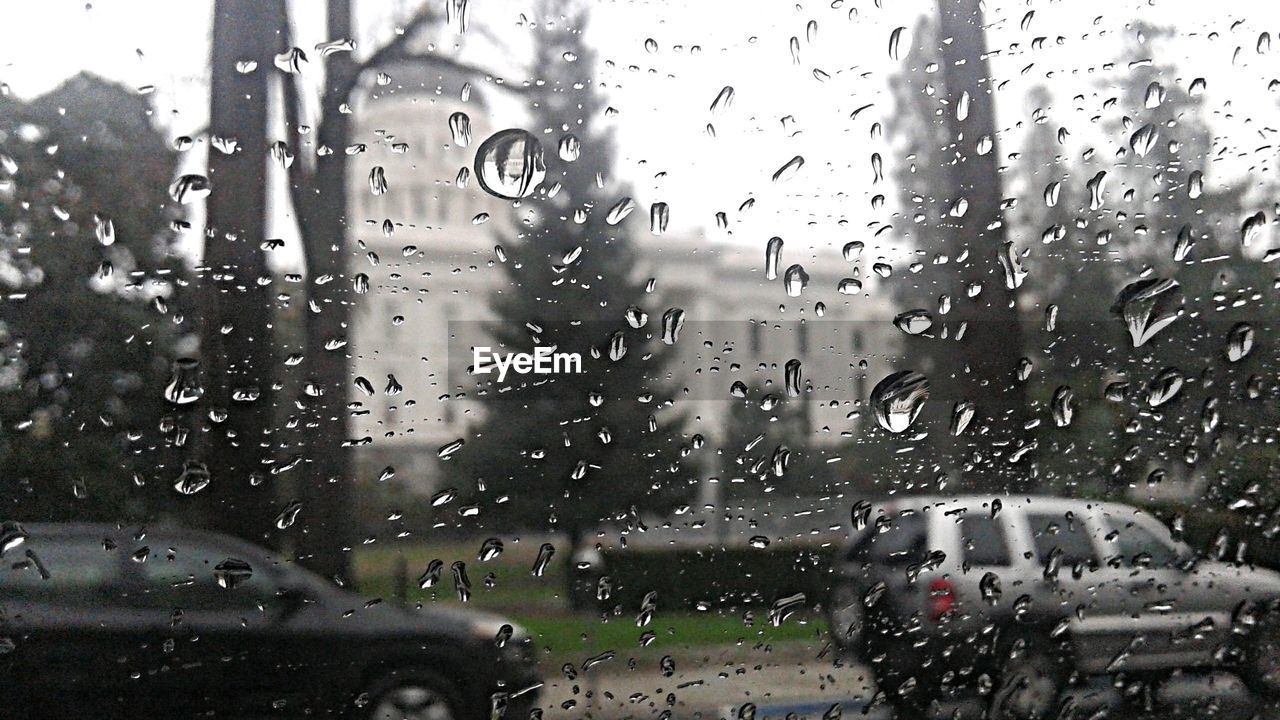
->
[169,175,211,204]
[998,241,1027,289]
[710,86,735,114]
[448,112,472,147]
[1051,386,1074,427]
[1112,278,1182,348]
[650,202,669,234]
[785,359,803,397]
[164,358,203,405]
[661,307,685,345]
[213,558,253,589]
[772,156,804,182]
[1146,368,1183,407]
[275,500,302,529]
[474,129,545,200]
[605,197,635,225]
[1129,124,1159,157]
[870,371,929,433]
[1241,211,1266,246]
[888,26,906,59]
[894,309,933,335]
[557,133,580,161]
[783,264,809,297]
[174,460,210,495]
[1226,322,1254,362]
[950,400,976,436]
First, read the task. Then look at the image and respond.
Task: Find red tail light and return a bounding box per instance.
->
[927,578,955,622]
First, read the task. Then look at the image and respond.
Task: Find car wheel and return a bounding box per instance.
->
[990,639,1064,720]
[1244,616,1280,698]
[363,668,460,720]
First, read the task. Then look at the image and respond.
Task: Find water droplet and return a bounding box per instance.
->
[842,241,864,261]
[661,308,685,345]
[606,197,635,225]
[1051,386,1074,427]
[772,156,804,182]
[448,112,472,147]
[870,371,929,433]
[446,0,469,33]
[888,26,906,59]
[893,309,933,335]
[213,558,253,589]
[1146,367,1184,407]
[169,174,210,204]
[275,500,302,529]
[532,543,555,577]
[979,572,1002,604]
[557,133,580,161]
[838,278,862,295]
[950,400,975,436]
[474,129,545,200]
[1112,278,1182,347]
[273,47,308,74]
[710,86,735,114]
[1174,225,1196,261]
[452,561,472,602]
[93,214,115,246]
[164,358,203,405]
[1144,81,1165,108]
[438,438,465,458]
[0,521,28,557]
[478,538,503,562]
[768,593,805,627]
[764,237,784,280]
[998,241,1027,289]
[1129,124,1158,157]
[1187,171,1203,199]
[1226,322,1254,362]
[418,559,444,588]
[783,264,809,297]
[784,359,803,397]
[174,460,210,495]
[1241,211,1266,246]
[1086,171,1107,210]
[624,305,648,328]
[385,374,403,395]
[368,166,387,196]
[650,202,669,234]
[749,536,770,549]
[851,500,873,531]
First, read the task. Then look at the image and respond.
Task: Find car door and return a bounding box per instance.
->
[0,529,144,714]
[122,532,299,716]
[1018,503,1122,675]
[1093,507,1225,671]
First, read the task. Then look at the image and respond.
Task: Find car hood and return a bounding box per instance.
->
[301,594,520,642]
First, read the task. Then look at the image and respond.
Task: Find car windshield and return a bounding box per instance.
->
[3,1,1280,718]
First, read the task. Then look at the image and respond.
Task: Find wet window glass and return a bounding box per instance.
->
[6,1,1280,718]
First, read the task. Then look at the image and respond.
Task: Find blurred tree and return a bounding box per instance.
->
[0,73,188,521]
[455,0,698,605]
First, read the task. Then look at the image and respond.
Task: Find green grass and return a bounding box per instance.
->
[352,541,827,666]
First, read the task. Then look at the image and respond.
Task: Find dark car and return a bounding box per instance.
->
[0,523,541,719]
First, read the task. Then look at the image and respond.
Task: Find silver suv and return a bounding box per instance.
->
[828,495,1280,719]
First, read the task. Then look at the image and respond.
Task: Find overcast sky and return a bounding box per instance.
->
[2,0,1279,270]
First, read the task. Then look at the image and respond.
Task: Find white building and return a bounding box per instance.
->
[345,64,900,497]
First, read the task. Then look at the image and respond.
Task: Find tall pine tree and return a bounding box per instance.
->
[457,0,696,599]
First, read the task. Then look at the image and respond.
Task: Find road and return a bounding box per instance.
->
[536,647,1280,720]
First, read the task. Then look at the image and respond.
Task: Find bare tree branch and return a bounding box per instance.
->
[336,2,528,101]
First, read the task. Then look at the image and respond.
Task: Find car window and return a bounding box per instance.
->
[1027,511,1100,569]
[1108,519,1179,569]
[0,536,122,605]
[958,515,1011,567]
[848,512,927,566]
[132,540,275,611]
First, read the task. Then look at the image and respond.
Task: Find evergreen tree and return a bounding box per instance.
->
[0,73,189,521]
[457,0,698,596]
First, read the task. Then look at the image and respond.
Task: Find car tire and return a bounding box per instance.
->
[1243,615,1280,699]
[989,637,1065,720]
[362,667,462,720]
